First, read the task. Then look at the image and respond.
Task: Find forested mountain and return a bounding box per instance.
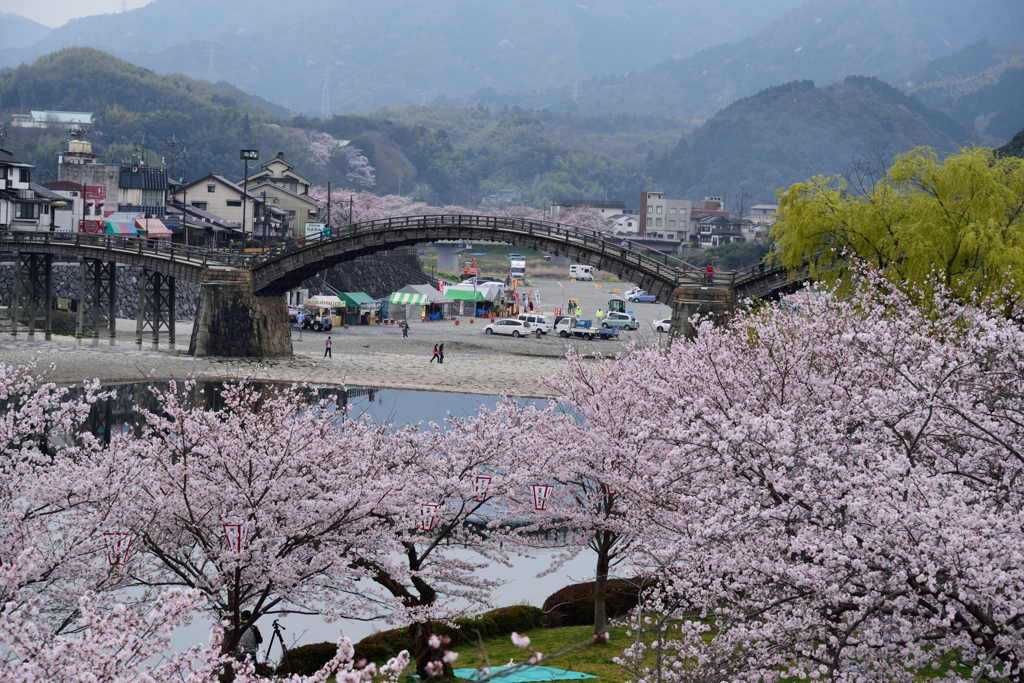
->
[997,126,1024,158]
[0,0,804,114]
[649,76,972,209]
[0,48,654,206]
[0,13,51,49]
[484,0,1022,118]
[906,40,1024,143]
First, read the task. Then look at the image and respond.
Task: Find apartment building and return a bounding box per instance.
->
[638,191,692,241]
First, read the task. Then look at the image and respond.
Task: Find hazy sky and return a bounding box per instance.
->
[1,0,153,28]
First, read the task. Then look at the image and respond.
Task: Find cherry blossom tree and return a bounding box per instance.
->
[344,146,377,190]
[490,272,1024,682]
[0,363,135,632]
[0,585,412,683]
[281,127,339,168]
[91,380,413,662]
[340,400,551,678]
[496,401,640,635]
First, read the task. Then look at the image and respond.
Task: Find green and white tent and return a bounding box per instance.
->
[387,291,431,306]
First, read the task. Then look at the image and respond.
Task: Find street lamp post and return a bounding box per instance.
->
[240,149,259,239]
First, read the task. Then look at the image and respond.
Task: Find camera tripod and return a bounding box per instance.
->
[264,619,293,675]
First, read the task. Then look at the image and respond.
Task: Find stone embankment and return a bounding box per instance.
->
[0,263,200,321]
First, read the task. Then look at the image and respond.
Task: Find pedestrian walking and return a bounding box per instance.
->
[620,239,629,256]
[295,311,304,341]
[402,321,409,338]
[706,264,715,285]
[575,306,582,317]
[595,308,604,323]
[324,336,332,358]
[438,343,445,364]
[430,344,439,363]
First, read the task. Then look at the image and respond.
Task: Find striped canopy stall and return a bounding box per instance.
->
[104,221,138,235]
[388,291,430,306]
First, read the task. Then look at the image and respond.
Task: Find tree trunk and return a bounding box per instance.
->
[593,547,610,636]
[410,620,453,679]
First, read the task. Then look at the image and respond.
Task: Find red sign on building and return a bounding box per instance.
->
[83,185,106,200]
[79,220,103,234]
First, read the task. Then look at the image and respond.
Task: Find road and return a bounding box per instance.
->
[403,181,429,199]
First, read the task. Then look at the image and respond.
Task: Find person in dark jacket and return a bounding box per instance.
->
[439,343,445,364]
[236,610,262,663]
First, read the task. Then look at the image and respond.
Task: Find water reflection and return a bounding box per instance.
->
[81,381,547,442]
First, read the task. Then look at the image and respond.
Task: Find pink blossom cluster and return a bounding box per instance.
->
[2,270,1021,681]
[281,127,339,168]
[343,146,377,189]
[305,187,615,233]
[524,273,1024,682]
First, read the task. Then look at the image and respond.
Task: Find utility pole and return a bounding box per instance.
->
[326,180,331,228]
[180,144,191,246]
[165,135,180,180]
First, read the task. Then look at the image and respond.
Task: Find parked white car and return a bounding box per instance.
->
[517,313,551,334]
[654,318,672,333]
[485,319,529,337]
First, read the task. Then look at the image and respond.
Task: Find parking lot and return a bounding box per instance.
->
[289,279,674,361]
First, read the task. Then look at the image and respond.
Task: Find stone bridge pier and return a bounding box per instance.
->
[189,269,292,357]
[669,285,734,339]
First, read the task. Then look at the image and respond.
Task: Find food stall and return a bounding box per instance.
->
[306,295,344,327]
[338,292,378,325]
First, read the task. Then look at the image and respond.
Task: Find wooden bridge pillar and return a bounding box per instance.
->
[135,268,176,350]
[669,285,735,339]
[189,269,291,358]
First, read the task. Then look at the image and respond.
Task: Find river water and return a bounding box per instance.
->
[86,382,599,658]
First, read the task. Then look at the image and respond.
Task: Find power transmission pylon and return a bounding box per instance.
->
[206,43,217,83]
[320,63,331,118]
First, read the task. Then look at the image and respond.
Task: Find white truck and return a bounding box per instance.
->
[570,264,594,281]
[509,255,527,281]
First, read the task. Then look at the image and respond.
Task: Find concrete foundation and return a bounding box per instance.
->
[189,269,292,357]
[670,285,734,339]
[428,243,472,274]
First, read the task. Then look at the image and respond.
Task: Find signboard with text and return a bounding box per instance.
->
[83,185,106,199]
[79,220,103,234]
[305,222,326,236]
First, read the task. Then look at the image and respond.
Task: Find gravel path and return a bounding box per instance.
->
[0,280,672,396]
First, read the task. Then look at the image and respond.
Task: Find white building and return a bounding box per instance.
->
[11,111,94,131]
[1,148,46,231]
[609,213,640,236]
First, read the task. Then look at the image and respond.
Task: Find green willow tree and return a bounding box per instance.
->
[772,146,1024,305]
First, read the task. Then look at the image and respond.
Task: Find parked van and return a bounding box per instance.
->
[517,313,551,334]
[570,264,594,281]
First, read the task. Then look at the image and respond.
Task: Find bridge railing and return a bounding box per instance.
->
[252,214,708,287]
[0,231,251,269]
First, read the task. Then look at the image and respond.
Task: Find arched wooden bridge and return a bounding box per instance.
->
[2,216,804,354]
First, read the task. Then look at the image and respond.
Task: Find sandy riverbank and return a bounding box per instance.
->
[0,280,672,396]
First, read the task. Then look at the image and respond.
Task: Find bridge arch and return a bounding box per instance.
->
[251,214,706,299]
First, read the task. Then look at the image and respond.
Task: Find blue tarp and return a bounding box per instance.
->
[454,665,597,682]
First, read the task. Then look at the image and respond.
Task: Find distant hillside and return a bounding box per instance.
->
[0,48,651,205]
[0,0,804,114]
[488,0,1022,118]
[997,126,1024,158]
[0,13,52,49]
[649,77,972,208]
[906,40,1024,143]
[0,48,313,183]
